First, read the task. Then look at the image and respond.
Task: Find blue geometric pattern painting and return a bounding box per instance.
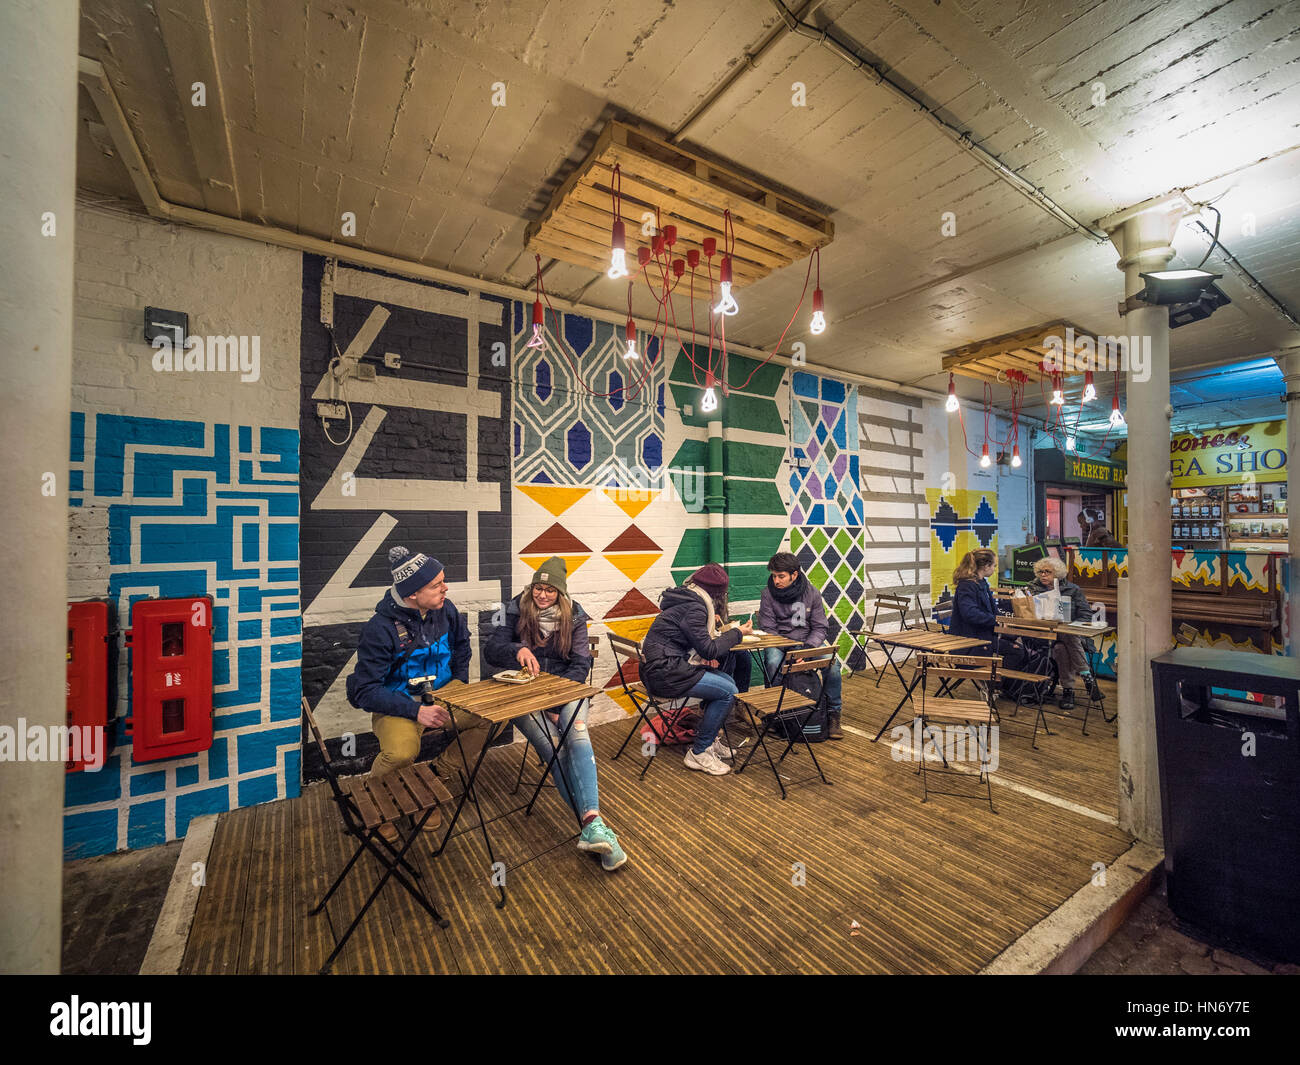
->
[513,302,666,486]
[789,371,862,526]
[63,413,301,859]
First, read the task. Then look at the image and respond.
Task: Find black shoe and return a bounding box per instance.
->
[1083,675,1103,701]
[1058,689,1076,711]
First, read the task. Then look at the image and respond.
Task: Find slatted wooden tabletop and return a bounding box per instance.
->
[181,670,1127,975]
[854,629,990,653]
[437,675,601,723]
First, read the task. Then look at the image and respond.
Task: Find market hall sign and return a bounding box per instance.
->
[1035,450,1127,487]
[1169,420,1287,487]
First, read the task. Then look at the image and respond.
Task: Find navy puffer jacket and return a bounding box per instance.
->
[346,590,472,720]
[948,578,997,644]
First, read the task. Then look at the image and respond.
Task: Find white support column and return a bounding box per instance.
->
[0,1,78,973]
[1105,201,1184,845]
[1278,350,1300,651]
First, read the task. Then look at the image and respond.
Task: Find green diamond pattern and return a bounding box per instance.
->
[808,561,830,588]
[810,528,829,553]
[833,529,852,555]
[834,562,852,587]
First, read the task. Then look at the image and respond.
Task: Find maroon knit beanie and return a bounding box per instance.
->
[689,563,729,595]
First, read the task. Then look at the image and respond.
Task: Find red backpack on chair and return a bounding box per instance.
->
[641,705,700,747]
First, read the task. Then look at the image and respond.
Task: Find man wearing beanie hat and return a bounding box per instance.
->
[346,546,491,838]
[641,564,752,775]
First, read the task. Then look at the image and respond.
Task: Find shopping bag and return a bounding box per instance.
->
[1010,589,1036,619]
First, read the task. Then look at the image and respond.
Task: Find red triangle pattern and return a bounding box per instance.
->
[604,587,660,620]
[520,522,591,556]
[604,524,661,553]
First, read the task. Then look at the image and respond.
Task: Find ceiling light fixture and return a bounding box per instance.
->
[1066,435,1077,451]
[1109,393,1125,428]
[607,164,629,279]
[980,443,991,468]
[809,247,825,334]
[945,373,960,413]
[1011,445,1022,468]
[700,373,719,414]
[1083,370,1096,403]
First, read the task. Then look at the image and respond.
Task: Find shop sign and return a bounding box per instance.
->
[1035,449,1127,487]
[1169,421,1287,487]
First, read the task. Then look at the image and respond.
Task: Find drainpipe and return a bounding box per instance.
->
[1104,196,1184,846]
[707,417,726,566]
[1278,350,1300,651]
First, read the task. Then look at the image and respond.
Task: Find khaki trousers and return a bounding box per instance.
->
[369,708,492,786]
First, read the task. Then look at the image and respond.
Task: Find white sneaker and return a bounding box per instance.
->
[683,748,731,775]
[708,737,735,760]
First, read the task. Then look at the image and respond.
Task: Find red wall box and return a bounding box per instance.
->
[66,601,115,773]
[128,596,214,761]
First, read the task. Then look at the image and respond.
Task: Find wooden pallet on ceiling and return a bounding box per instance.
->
[942,321,1104,384]
[525,120,834,286]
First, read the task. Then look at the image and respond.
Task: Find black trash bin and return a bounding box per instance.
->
[1150,647,1300,962]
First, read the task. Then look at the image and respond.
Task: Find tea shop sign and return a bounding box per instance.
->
[1170,421,1287,487]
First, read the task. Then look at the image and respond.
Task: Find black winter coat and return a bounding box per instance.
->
[949,578,997,643]
[483,594,592,682]
[640,586,744,698]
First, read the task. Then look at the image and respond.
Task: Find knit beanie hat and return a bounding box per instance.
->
[531,555,569,598]
[688,563,729,596]
[389,546,444,598]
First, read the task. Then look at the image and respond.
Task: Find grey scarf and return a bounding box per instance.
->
[536,603,561,641]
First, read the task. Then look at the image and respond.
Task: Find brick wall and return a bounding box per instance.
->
[65,202,302,858]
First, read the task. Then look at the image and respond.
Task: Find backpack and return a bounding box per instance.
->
[641,705,700,746]
[769,671,829,743]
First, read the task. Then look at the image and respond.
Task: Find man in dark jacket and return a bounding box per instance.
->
[758,551,843,738]
[641,563,752,776]
[346,546,491,833]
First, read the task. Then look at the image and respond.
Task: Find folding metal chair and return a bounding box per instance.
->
[914,654,1000,813]
[734,645,836,799]
[301,697,453,974]
[994,619,1055,748]
[511,636,599,795]
[606,633,683,780]
[847,592,913,683]
[928,596,953,633]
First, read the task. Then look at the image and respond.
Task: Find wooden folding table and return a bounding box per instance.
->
[431,673,600,908]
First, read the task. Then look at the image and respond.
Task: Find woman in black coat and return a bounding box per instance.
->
[641,563,752,776]
[947,548,998,645]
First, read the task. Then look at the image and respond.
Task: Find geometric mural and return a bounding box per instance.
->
[790,526,869,670]
[789,371,862,527]
[64,412,301,858]
[926,488,999,604]
[513,305,665,486]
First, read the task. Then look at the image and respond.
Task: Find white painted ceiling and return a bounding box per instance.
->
[76,0,1300,423]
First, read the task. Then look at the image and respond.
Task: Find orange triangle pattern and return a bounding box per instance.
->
[519,554,590,576]
[516,484,590,518]
[604,616,656,643]
[603,488,658,520]
[605,552,661,582]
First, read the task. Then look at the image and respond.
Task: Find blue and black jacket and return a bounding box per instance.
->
[346,590,472,721]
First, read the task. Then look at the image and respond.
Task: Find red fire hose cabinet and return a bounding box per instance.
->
[129,596,214,761]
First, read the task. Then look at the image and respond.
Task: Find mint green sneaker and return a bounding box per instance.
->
[577,817,628,871]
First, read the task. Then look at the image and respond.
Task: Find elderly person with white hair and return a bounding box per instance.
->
[1028,556,1101,711]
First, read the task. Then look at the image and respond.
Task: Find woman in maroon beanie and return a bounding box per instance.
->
[641,564,753,775]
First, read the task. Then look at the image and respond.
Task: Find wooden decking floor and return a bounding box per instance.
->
[183,673,1128,975]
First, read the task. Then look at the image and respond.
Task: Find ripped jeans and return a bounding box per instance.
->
[514,698,600,817]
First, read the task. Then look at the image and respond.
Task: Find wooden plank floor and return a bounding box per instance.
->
[183,671,1128,975]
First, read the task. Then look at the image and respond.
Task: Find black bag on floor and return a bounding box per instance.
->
[770,670,829,743]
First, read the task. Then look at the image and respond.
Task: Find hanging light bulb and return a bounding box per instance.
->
[980,443,991,468]
[525,300,545,349]
[608,219,628,279]
[623,318,639,361]
[1083,371,1097,403]
[810,288,826,335]
[700,376,719,414]
[1109,394,1125,427]
[1011,445,1022,468]
[713,257,739,316]
[1050,372,1065,405]
[945,373,960,413]
[1066,435,1077,451]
